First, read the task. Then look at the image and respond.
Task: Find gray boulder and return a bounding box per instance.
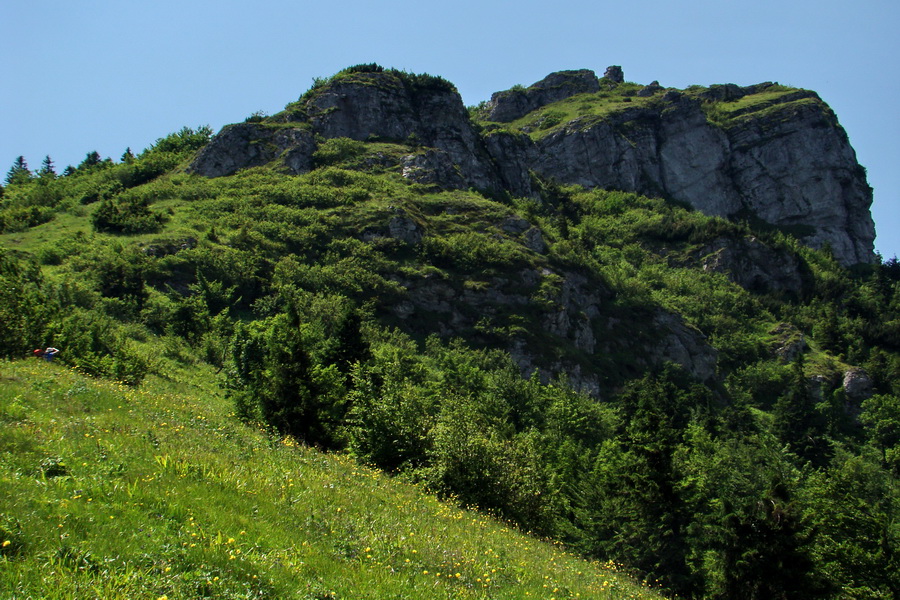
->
[843,367,874,402]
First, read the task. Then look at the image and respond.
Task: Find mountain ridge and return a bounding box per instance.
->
[191,64,875,266]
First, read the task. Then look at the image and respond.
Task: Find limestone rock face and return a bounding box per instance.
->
[843,367,874,402]
[697,236,810,296]
[484,70,600,122]
[725,97,875,265]
[484,87,874,265]
[303,72,499,190]
[189,123,315,177]
[387,213,423,246]
[400,149,466,189]
[191,71,499,190]
[390,264,719,395]
[647,312,719,385]
[190,67,875,266]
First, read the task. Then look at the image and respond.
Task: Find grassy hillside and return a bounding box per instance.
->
[0,359,662,599]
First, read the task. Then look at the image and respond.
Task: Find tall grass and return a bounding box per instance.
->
[0,359,665,599]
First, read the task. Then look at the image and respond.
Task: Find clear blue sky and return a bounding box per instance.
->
[3,0,898,257]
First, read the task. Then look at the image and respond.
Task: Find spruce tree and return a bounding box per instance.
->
[4,156,31,185]
[773,355,830,466]
[78,151,102,171]
[38,155,56,178]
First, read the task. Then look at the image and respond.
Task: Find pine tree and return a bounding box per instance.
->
[773,356,831,466]
[4,156,32,185]
[38,155,56,178]
[78,151,102,171]
[121,147,135,164]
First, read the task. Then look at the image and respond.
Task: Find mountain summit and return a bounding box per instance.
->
[191,65,875,266]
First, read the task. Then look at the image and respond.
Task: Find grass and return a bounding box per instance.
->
[697,88,819,129]
[480,84,660,141]
[475,82,823,143]
[0,358,666,600]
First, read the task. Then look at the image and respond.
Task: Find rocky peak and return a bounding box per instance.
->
[189,65,876,266]
[483,69,600,122]
[602,65,624,83]
[302,71,453,143]
[481,75,875,265]
[192,68,500,190]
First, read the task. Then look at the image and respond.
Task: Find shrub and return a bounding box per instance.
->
[147,126,213,155]
[312,137,366,167]
[341,63,384,75]
[0,250,53,357]
[91,195,166,234]
[42,308,149,385]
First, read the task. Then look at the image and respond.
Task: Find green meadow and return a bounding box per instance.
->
[0,359,663,600]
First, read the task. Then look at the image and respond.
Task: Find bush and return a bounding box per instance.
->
[42,308,149,385]
[341,63,384,75]
[312,137,366,167]
[421,232,524,271]
[0,205,55,232]
[91,195,166,234]
[76,179,124,205]
[227,300,361,448]
[0,250,53,357]
[147,126,213,155]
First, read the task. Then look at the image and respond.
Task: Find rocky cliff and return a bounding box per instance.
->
[191,66,875,266]
[481,78,874,266]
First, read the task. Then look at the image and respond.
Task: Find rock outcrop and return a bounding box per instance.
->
[192,70,500,190]
[696,236,810,296]
[603,66,624,84]
[389,262,719,394]
[482,83,874,266]
[650,312,719,385]
[190,123,315,177]
[190,66,876,266]
[843,367,874,402]
[484,69,600,122]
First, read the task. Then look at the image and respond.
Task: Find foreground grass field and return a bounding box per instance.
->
[0,359,665,600]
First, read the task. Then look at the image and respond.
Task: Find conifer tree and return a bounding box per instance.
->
[38,155,56,178]
[773,356,830,466]
[78,151,102,171]
[4,156,31,185]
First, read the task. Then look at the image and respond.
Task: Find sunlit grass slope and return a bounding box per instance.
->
[0,359,665,600]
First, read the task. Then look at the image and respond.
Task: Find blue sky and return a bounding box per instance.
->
[3,0,898,257]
